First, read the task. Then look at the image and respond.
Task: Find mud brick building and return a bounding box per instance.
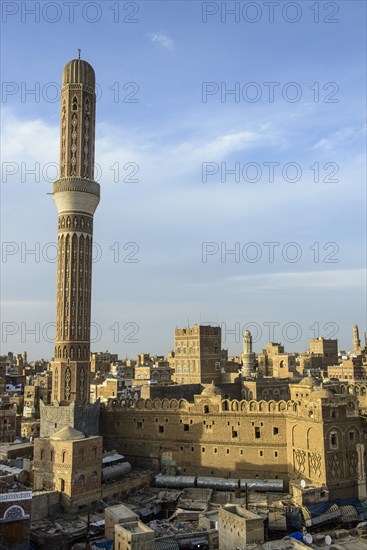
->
[172,325,225,385]
[100,378,367,500]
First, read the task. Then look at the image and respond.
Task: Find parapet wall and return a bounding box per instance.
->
[104,397,301,415]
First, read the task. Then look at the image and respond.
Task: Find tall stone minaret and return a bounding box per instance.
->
[353,324,361,353]
[241,330,255,377]
[40,56,100,437]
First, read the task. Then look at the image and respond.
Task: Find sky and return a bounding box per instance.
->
[1,0,366,360]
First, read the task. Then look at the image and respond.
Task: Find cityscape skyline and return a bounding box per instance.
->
[1,5,367,548]
[1,1,366,360]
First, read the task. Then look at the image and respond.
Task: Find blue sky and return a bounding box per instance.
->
[1,1,366,360]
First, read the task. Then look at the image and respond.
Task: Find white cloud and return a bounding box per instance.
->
[148,32,174,50]
[313,125,366,151]
[1,109,273,190]
[229,269,366,291]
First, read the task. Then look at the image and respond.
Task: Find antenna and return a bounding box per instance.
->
[78,48,81,60]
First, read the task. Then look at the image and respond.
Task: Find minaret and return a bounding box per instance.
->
[40,56,100,436]
[241,330,255,377]
[51,56,100,405]
[353,324,361,353]
[353,325,361,353]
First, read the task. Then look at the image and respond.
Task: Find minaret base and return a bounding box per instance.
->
[40,399,100,437]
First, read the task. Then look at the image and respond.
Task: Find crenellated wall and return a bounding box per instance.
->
[100,390,367,499]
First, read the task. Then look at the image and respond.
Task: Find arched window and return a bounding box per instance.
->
[62,450,66,463]
[204,405,209,414]
[72,96,78,111]
[77,475,85,488]
[50,450,54,462]
[330,431,338,449]
[40,449,44,460]
[4,505,24,520]
[91,471,98,484]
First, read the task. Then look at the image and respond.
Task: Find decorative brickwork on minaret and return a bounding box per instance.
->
[51,59,100,406]
[40,57,100,436]
[241,330,255,377]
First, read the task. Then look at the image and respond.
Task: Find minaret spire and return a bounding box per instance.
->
[241,330,255,377]
[353,324,361,353]
[51,58,100,406]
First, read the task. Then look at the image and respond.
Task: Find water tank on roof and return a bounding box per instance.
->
[154,475,196,488]
[102,462,132,481]
[197,477,239,490]
[240,479,284,492]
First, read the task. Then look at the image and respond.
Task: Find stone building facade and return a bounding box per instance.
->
[218,505,264,549]
[101,383,289,479]
[100,379,367,500]
[0,481,32,550]
[309,337,338,366]
[33,425,102,508]
[172,325,224,385]
[20,418,40,439]
[328,359,367,382]
[242,377,291,401]
[133,365,173,386]
[91,351,118,374]
[257,343,297,378]
[0,403,16,443]
[286,386,366,499]
[114,521,155,550]
[90,377,124,402]
[23,384,40,418]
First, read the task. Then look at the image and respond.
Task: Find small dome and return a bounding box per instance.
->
[50,425,85,441]
[298,375,320,388]
[62,59,95,88]
[311,388,334,400]
[201,381,223,397]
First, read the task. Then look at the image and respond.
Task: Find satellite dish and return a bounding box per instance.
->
[304,534,313,545]
[325,535,332,545]
[300,479,306,488]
